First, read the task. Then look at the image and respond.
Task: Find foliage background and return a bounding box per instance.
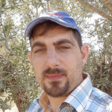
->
[0,0,112,112]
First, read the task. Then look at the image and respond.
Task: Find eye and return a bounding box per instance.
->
[34,48,46,53]
[57,45,71,51]
[60,46,70,49]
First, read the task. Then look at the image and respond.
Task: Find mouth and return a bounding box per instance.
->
[46,74,65,81]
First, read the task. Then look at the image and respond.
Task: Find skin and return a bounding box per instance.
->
[28,25,89,112]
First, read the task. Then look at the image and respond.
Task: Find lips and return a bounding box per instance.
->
[46,74,64,81]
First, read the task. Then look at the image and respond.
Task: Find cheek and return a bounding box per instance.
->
[61,52,81,66]
[31,55,44,71]
[33,67,44,88]
[31,58,44,83]
[63,52,83,76]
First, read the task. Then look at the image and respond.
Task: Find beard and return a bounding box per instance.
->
[41,67,69,97]
[43,80,69,97]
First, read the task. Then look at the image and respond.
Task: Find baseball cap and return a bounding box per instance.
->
[25,10,81,37]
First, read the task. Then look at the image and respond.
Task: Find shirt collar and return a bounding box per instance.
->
[64,73,93,112]
[38,73,93,111]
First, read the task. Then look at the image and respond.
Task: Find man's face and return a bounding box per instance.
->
[28,25,88,97]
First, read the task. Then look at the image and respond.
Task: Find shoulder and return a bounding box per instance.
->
[91,87,112,103]
[88,87,112,112]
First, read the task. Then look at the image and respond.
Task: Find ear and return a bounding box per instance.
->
[28,52,32,62]
[81,44,89,66]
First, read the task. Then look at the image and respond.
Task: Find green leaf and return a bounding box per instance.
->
[3,24,12,39]
[1,0,6,8]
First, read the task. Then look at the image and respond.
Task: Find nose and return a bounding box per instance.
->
[46,48,60,68]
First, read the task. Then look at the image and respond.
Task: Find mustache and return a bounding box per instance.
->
[42,68,67,76]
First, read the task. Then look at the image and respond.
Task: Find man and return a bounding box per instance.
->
[25,11,112,112]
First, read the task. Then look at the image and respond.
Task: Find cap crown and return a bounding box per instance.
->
[25,10,81,37]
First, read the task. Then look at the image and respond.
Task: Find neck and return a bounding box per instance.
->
[47,95,68,112]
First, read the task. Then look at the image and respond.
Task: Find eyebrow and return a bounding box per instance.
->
[31,42,45,50]
[54,39,75,46]
[31,39,75,50]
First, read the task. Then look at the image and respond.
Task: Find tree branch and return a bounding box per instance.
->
[47,0,50,11]
[76,0,112,22]
[100,0,112,15]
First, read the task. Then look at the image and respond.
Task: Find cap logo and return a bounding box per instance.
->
[47,12,63,19]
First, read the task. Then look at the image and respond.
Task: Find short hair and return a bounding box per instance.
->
[29,20,82,48]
